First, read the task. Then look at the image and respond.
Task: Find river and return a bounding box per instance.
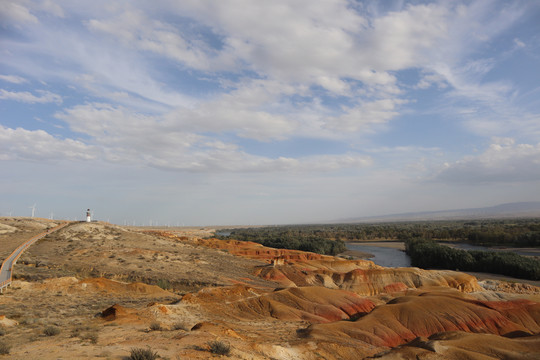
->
[345,242,411,268]
[346,241,540,269]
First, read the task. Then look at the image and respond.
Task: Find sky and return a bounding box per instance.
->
[1,0,540,225]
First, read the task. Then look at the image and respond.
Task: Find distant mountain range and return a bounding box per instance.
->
[335,202,540,223]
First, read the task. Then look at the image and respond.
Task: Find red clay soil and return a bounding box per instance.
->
[183,285,376,323]
[254,265,481,295]
[378,331,540,359]
[304,290,540,348]
[153,232,481,295]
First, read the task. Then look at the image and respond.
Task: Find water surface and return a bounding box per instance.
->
[346,242,411,268]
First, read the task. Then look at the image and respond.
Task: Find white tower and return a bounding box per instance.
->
[86,209,91,222]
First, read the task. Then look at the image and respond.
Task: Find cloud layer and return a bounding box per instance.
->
[1,0,539,223]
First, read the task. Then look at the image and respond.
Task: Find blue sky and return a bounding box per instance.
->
[1,0,540,225]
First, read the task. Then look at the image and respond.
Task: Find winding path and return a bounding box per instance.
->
[0,221,69,292]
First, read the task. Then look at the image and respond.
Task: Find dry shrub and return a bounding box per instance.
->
[43,326,60,336]
[0,341,11,355]
[208,340,231,356]
[129,347,159,360]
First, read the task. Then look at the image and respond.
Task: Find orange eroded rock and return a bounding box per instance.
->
[383,282,408,293]
[32,277,175,297]
[255,265,480,295]
[156,232,482,296]
[182,285,376,323]
[81,277,174,296]
[377,331,540,359]
[100,304,141,322]
[304,291,540,348]
[0,315,18,327]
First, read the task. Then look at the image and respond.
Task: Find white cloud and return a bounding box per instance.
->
[365,3,450,70]
[37,0,65,18]
[165,79,298,141]
[323,98,406,133]
[2,1,538,182]
[148,147,372,173]
[0,0,38,26]
[513,38,525,48]
[210,1,441,86]
[0,89,62,104]
[128,1,450,95]
[434,138,540,183]
[465,113,540,140]
[0,125,95,161]
[415,1,526,109]
[86,9,228,71]
[53,102,371,173]
[5,0,520,142]
[0,74,28,84]
[415,72,448,90]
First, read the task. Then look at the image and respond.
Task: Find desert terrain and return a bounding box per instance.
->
[1,217,540,359]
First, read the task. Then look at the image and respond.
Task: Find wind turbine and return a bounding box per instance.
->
[29,203,36,218]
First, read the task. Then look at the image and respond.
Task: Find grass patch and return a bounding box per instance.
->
[208,340,231,356]
[43,326,60,336]
[155,279,171,290]
[149,322,162,331]
[172,322,189,331]
[129,347,159,360]
[81,332,99,344]
[0,341,11,355]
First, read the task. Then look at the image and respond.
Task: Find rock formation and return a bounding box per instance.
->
[1,221,539,359]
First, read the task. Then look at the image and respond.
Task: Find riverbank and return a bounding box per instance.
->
[345,241,540,287]
[338,249,374,260]
[345,242,411,267]
[347,240,405,248]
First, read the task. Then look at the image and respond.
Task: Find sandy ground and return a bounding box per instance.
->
[464,271,540,287]
[7,221,276,293]
[0,217,59,259]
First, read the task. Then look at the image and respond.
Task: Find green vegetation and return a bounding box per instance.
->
[155,278,171,290]
[217,220,539,278]
[216,227,348,255]
[405,238,540,280]
[129,347,159,360]
[217,219,540,249]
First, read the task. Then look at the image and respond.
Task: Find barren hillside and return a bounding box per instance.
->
[1,218,539,359]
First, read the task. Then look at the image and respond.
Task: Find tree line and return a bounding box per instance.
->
[217,219,540,247]
[215,227,347,255]
[405,238,540,280]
